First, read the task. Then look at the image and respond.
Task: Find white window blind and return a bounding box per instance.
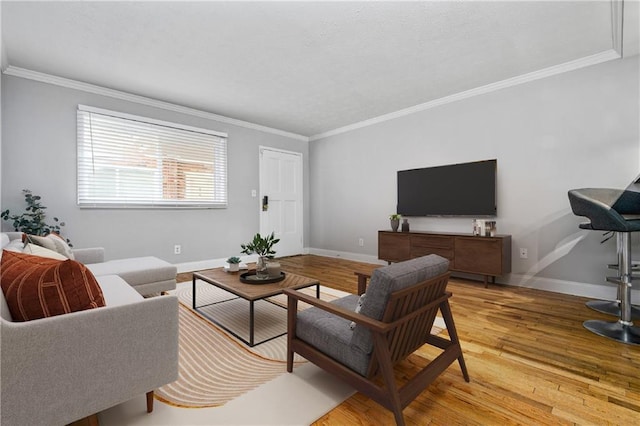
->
[77,105,227,208]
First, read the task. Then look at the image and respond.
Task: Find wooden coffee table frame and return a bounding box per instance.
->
[192,269,320,347]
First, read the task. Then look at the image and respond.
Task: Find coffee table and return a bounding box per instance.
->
[192,268,320,347]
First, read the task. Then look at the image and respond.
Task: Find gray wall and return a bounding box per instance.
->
[309,56,640,297]
[1,75,309,265]
[3,55,640,300]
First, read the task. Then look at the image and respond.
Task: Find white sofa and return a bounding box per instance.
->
[2,232,177,296]
[0,232,179,426]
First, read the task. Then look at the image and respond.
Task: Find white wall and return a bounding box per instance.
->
[1,75,310,267]
[309,56,640,299]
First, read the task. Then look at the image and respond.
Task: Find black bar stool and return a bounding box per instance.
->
[568,188,640,345]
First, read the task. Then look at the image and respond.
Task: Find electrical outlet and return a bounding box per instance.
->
[358,238,364,247]
[174,244,182,255]
[519,248,528,259]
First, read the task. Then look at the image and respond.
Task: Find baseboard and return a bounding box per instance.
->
[175,249,382,273]
[503,273,640,304]
[175,252,639,304]
[306,251,640,304]
[175,255,256,273]
[174,249,312,273]
[307,248,387,265]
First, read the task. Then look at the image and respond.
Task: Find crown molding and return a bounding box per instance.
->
[309,49,621,141]
[2,66,309,142]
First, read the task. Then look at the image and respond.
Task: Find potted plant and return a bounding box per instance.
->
[389,214,402,232]
[240,232,280,279]
[226,256,242,272]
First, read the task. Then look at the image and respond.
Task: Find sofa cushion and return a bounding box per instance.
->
[296,294,371,376]
[352,254,450,353]
[0,251,105,322]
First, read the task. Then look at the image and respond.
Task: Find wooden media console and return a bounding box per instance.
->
[378,230,512,287]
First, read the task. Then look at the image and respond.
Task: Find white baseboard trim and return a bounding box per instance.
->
[175,252,639,305]
[305,251,640,304]
[503,273,640,304]
[175,249,313,273]
[307,248,387,265]
[175,258,225,273]
[175,255,258,273]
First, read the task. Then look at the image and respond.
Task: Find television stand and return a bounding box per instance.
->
[378,230,512,287]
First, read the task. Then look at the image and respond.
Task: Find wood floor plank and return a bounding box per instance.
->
[180,255,640,425]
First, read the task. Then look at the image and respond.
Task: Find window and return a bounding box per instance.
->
[77,105,227,208]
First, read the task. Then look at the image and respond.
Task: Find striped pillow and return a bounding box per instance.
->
[0,251,105,322]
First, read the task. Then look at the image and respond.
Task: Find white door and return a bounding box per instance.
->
[259,147,304,257]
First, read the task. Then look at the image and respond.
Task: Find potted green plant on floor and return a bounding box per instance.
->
[240,232,280,279]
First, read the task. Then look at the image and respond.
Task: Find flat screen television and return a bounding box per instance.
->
[397,159,497,216]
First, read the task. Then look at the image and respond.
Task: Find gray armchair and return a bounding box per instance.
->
[284,254,469,426]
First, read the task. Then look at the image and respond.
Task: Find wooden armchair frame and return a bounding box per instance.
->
[284,271,469,426]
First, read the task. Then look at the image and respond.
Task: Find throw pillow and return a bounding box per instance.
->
[0,251,105,322]
[22,243,68,260]
[4,239,26,252]
[25,233,74,260]
[45,233,75,260]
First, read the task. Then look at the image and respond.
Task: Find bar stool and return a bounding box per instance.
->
[587,232,640,319]
[568,188,640,345]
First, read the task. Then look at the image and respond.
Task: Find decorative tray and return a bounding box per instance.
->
[239,271,286,284]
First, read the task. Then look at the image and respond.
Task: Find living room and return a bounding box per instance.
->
[1,1,639,425]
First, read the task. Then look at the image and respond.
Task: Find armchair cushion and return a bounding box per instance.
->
[1,251,105,322]
[296,294,371,376]
[352,255,449,353]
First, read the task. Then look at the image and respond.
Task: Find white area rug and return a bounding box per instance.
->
[99,281,356,425]
[156,280,346,408]
[99,362,355,426]
[98,280,446,425]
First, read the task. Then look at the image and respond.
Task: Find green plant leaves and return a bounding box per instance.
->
[240,232,280,258]
[0,189,72,246]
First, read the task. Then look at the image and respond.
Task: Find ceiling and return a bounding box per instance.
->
[1,1,638,139]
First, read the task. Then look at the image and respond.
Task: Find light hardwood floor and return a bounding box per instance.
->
[185,254,640,425]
